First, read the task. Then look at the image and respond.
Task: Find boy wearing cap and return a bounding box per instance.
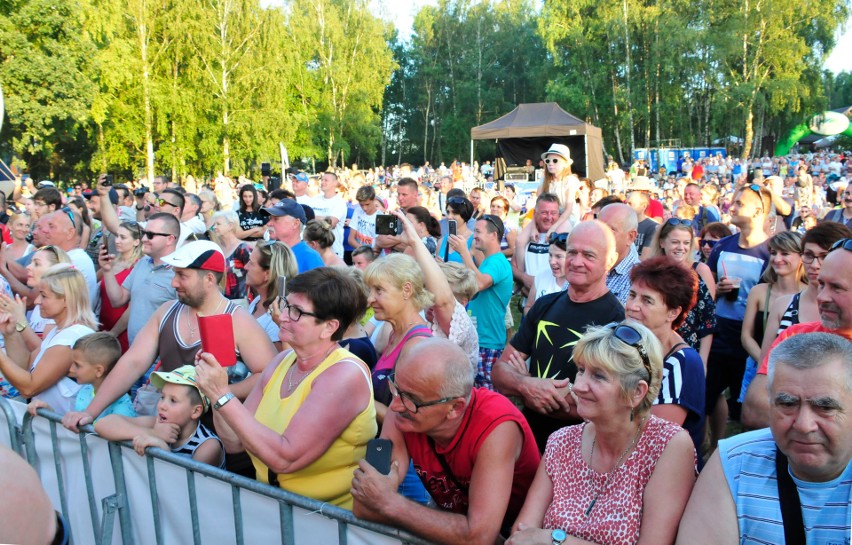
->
[95,364,225,467]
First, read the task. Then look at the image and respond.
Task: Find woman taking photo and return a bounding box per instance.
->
[303,219,346,267]
[439,197,475,263]
[626,257,706,457]
[523,233,569,315]
[649,218,716,366]
[245,240,298,352]
[0,265,98,413]
[508,322,696,545]
[5,213,34,261]
[236,184,267,241]
[98,221,143,352]
[210,211,253,303]
[194,267,376,509]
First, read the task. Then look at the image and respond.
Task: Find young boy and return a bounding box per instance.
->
[27,332,135,418]
[94,365,225,468]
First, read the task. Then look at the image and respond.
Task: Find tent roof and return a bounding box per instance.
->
[471,102,599,139]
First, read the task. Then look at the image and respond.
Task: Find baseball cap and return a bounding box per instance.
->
[161,240,226,273]
[83,188,119,205]
[261,198,307,224]
[289,171,309,184]
[150,365,209,412]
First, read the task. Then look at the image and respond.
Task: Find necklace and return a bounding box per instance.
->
[585,416,647,517]
[185,298,226,339]
[287,344,338,392]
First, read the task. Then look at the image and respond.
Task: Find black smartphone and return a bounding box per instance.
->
[375,214,402,236]
[448,219,457,236]
[102,174,113,186]
[365,438,393,475]
[277,276,286,301]
[105,233,117,256]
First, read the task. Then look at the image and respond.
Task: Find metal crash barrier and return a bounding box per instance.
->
[0,398,430,545]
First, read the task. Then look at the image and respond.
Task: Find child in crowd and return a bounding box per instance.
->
[94,365,225,468]
[27,332,135,418]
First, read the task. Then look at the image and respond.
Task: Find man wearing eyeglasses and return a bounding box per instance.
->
[742,237,852,429]
[351,338,540,544]
[705,183,771,445]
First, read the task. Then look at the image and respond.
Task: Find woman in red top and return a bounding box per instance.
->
[98,222,142,352]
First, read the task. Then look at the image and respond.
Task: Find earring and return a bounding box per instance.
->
[630,407,635,422]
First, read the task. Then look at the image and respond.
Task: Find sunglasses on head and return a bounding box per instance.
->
[665,218,693,228]
[60,207,76,228]
[830,238,852,253]
[742,184,765,212]
[548,232,569,245]
[609,323,652,381]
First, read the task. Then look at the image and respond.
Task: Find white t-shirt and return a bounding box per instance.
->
[349,207,378,246]
[31,323,95,414]
[310,194,347,257]
[248,298,280,345]
[67,248,100,315]
[532,269,568,301]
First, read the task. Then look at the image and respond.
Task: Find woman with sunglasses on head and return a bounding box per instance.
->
[508,321,696,545]
[523,233,569,315]
[210,211,253,304]
[625,257,706,460]
[245,240,298,352]
[439,196,475,263]
[194,267,376,509]
[649,218,716,369]
[0,265,98,413]
[97,221,143,353]
[697,222,730,263]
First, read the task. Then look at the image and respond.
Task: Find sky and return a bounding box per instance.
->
[261,0,852,74]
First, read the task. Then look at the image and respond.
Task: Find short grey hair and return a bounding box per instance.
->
[405,338,474,400]
[212,210,239,227]
[768,333,852,392]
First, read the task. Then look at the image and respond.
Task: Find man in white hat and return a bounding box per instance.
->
[628,175,664,222]
[63,240,277,432]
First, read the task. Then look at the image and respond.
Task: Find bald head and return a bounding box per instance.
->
[398,338,474,399]
[0,445,57,544]
[598,203,638,260]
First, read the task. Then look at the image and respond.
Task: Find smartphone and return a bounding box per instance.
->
[375,214,402,236]
[365,438,393,475]
[448,219,457,236]
[105,233,117,256]
[277,276,287,302]
[102,174,113,186]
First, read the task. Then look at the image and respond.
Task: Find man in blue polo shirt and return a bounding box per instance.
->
[261,198,323,273]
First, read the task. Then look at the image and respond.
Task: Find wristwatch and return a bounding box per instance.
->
[15,320,28,333]
[213,392,235,410]
[551,529,567,545]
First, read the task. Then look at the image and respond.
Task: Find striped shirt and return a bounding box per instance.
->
[719,428,852,544]
[172,422,225,468]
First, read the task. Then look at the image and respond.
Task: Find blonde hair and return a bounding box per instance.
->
[39,264,98,329]
[364,254,435,311]
[573,321,663,414]
[437,262,477,302]
[253,241,298,309]
[649,221,696,265]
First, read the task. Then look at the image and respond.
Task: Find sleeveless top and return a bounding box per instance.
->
[542,416,693,545]
[249,348,377,509]
[778,292,802,333]
[719,428,852,544]
[172,422,225,468]
[371,324,432,405]
[157,301,241,372]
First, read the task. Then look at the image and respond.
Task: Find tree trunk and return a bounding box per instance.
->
[742,97,754,160]
[622,0,636,154]
[140,13,155,183]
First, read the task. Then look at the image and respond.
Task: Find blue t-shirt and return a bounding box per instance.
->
[75,384,136,419]
[438,234,475,264]
[290,240,324,273]
[467,253,513,349]
[654,345,705,463]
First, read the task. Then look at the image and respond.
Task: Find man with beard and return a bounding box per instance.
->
[62,240,276,431]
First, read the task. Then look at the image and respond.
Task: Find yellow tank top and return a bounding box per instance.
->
[249,347,377,509]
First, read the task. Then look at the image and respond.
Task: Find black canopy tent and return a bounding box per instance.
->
[471,102,606,181]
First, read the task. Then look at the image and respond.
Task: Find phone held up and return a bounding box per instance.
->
[448,219,457,236]
[375,214,402,236]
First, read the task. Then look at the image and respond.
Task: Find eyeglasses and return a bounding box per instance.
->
[387,372,455,413]
[548,232,569,245]
[700,239,718,249]
[281,299,320,322]
[742,184,765,212]
[665,218,693,228]
[609,323,652,381]
[801,250,829,264]
[60,207,77,229]
[829,238,852,254]
[142,230,172,240]
[543,158,562,164]
[156,198,179,208]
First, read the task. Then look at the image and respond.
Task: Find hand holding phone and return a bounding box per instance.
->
[365,438,393,475]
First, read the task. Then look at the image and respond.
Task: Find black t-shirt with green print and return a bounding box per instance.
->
[510,289,625,451]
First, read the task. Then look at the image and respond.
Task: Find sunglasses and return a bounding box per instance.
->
[479,214,502,235]
[142,230,172,240]
[156,198,179,208]
[829,238,852,253]
[742,184,765,212]
[609,323,652,381]
[548,232,569,245]
[543,158,562,164]
[447,197,468,205]
[60,207,76,229]
[700,239,718,249]
[665,218,693,228]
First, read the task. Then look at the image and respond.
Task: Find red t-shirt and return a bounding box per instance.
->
[645,199,664,220]
[758,321,852,374]
[403,388,540,530]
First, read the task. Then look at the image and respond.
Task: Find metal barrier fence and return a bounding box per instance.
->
[0,397,430,545]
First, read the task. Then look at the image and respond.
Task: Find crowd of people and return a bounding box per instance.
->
[1,143,851,544]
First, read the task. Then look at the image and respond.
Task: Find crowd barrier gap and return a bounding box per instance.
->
[0,397,431,545]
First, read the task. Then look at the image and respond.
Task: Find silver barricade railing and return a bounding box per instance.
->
[9,403,431,545]
[0,395,23,455]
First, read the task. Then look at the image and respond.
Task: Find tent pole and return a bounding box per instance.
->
[585,137,589,179]
[470,140,474,175]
